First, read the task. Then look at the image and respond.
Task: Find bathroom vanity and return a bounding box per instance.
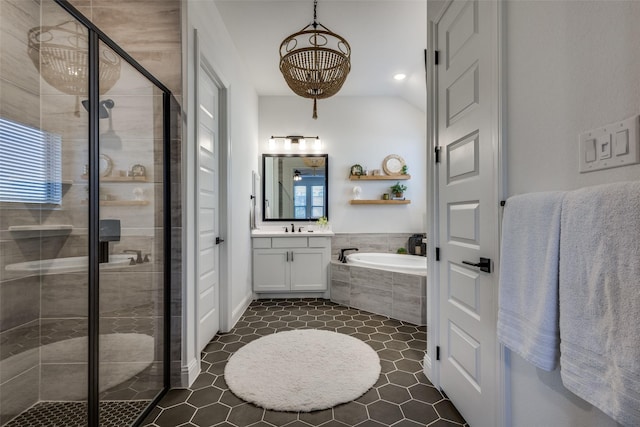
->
[251,229,333,296]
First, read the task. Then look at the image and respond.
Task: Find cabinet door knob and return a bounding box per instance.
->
[286,251,289,262]
[291,251,294,262]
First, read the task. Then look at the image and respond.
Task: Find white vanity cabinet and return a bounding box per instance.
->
[252,236,331,293]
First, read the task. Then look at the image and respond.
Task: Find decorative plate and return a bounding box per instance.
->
[350,164,363,176]
[382,154,405,176]
[99,154,113,177]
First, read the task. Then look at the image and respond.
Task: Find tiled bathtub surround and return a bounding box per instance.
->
[331,262,427,325]
[331,233,421,259]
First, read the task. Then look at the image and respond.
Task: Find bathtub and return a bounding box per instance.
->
[5,254,134,275]
[346,252,427,275]
[0,333,155,400]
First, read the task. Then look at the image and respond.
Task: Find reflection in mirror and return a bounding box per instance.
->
[263,154,329,221]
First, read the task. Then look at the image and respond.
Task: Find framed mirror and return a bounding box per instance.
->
[262,154,328,221]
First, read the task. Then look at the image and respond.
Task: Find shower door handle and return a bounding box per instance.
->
[462,257,492,273]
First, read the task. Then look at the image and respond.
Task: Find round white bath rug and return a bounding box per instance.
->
[224,329,381,412]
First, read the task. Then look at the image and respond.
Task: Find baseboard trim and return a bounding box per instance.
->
[229,292,254,331]
[181,357,201,388]
[423,352,433,383]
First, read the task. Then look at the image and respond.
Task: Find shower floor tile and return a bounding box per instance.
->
[143,298,469,427]
[5,400,150,427]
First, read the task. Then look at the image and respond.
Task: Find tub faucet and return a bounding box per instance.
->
[123,249,143,264]
[339,248,359,263]
[291,223,295,233]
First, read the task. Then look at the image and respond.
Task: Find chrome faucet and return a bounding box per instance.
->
[291,223,295,233]
[123,249,143,264]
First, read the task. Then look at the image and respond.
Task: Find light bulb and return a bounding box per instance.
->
[284,139,292,150]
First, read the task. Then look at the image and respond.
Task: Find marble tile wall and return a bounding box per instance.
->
[330,261,427,326]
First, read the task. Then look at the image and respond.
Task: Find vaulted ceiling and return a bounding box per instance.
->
[214,0,427,111]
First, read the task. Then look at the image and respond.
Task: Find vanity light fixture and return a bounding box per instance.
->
[293,170,302,181]
[269,136,322,151]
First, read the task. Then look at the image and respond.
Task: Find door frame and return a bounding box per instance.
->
[184,28,231,385]
[425,1,509,425]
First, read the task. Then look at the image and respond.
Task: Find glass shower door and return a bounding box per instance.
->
[97,41,166,424]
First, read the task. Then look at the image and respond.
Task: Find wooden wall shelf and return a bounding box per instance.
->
[349,174,411,181]
[81,200,150,206]
[350,200,411,205]
[81,175,148,183]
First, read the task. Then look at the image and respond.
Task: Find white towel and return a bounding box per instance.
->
[497,191,565,371]
[559,181,640,427]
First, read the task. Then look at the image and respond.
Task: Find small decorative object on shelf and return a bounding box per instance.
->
[382,193,390,200]
[401,165,408,175]
[382,154,406,176]
[350,164,363,176]
[132,187,144,201]
[390,182,407,198]
[353,186,362,200]
[397,247,408,254]
[129,164,146,177]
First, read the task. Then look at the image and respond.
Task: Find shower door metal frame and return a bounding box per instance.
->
[54,1,173,426]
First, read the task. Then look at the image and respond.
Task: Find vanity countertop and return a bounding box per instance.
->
[251,228,334,237]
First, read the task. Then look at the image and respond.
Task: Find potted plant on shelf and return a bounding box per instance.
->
[390,182,407,199]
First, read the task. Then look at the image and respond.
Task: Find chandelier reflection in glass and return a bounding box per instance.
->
[279,0,351,119]
[28,20,121,117]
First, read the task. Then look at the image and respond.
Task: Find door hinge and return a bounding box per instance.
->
[435,146,441,163]
[435,247,440,261]
[215,237,225,245]
[436,346,441,361]
[435,50,440,65]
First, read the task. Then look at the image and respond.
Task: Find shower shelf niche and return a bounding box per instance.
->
[9,225,73,239]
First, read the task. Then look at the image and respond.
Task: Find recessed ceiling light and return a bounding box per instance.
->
[393,73,407,81]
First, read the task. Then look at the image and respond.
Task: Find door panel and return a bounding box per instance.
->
[97,40,165,420]
[253,250,289,291]
[436,1,499,426]
[197,67,220,351]
[290,249,326,291]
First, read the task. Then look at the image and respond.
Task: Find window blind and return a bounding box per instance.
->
[0,118,62,204]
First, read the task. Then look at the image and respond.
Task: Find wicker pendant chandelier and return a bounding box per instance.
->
[279,0,351,119]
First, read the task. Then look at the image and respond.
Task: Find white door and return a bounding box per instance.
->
[435,1,500,426]
[197,66,220,351]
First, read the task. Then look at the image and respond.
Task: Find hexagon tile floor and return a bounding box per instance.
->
[143,298,469,427]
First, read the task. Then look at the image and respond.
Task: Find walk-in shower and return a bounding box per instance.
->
[0,1,172,425]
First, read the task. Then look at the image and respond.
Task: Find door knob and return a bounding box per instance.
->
[462,257,492,273]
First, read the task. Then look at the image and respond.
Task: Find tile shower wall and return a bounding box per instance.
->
[0,0,44,422]
[0,0,183,424]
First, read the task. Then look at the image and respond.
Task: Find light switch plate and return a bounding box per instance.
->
[579,115,640,173]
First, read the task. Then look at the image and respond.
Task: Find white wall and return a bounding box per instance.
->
[506,1,640,425]
[183,0,258,385]
[258,96,427,233]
